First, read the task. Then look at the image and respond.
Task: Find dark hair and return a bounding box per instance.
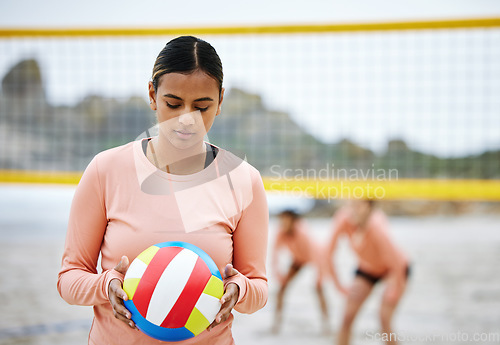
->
[279,209,301,220]
[152,36,223,96]
[366,199,375,208]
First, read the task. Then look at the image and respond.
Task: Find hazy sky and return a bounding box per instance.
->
[1,1,499,157]
[1,0,499,27]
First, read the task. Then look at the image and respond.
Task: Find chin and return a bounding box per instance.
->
[168,136,204,150]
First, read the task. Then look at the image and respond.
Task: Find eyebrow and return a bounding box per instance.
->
[163,94,214,102]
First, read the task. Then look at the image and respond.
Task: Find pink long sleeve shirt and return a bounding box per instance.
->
[328,207,408,300]
[272,220,328,284]
[57,139,269,345]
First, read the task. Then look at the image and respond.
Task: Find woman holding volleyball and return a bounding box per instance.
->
[327,199,409,345]
[58,36,268,344]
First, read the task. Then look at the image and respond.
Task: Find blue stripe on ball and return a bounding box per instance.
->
[124,299,195,342]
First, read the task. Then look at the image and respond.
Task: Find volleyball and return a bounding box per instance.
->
[123,241,224,342]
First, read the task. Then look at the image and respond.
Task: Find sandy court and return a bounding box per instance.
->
[0,184,499,344]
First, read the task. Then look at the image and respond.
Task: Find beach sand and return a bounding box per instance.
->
[1,185,499,344]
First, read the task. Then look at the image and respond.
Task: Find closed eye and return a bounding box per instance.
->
[196,106,209,112]
[166,102,180,109]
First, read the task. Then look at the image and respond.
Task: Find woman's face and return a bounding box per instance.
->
[279,214,295,235]
[349,200,372,227]
[149,70,224,150]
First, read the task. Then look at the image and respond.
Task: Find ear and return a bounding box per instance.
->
[216,87,225,116]
[148,81,157,111]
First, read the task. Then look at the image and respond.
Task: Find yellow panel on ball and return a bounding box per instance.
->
[136,245,160,265]
[202,275,224,299]
[185,307,210,336]
[123,278,141,300]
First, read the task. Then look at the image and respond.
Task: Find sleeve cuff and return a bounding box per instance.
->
[224,272,247,304]
[104,269,125,300]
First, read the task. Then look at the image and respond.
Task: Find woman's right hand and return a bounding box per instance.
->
[108,256,137,329]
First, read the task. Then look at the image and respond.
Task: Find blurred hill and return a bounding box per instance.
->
[0,59,155,171]
[1,59,499,178]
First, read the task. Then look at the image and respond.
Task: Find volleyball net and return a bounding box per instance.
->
[0,18,499,200]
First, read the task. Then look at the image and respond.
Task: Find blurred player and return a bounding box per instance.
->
[271,209,330,335]
[327,200,409,345]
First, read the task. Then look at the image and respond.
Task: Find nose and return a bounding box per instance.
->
[178,112,195,126]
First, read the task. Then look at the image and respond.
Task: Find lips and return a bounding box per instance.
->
[174,130,195,140]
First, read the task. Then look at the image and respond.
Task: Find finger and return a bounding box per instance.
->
[223,264,239,279]
[115,312,137,329]
[110,291,131,319]
[110,296,135,328]
[208,299,234,329]
[109,282,136,329]
[109,279,129,301]
[218,290,230,306]
[208,285,238,330]
[113,256,130,275]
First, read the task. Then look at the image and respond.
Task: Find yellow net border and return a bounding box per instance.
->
[1,17,499,37]
[1,170,499,200]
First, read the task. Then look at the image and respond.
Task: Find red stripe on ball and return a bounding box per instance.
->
[161,257,211,328]
[133,246,183,317]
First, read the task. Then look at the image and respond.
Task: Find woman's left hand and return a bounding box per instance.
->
[207,264,240,331]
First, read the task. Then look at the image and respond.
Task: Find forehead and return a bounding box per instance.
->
[280,213,294,220]
[157,70,219,97]
[350,199,369,207]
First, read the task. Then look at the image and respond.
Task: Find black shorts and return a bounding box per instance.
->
[355,265,411,285]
